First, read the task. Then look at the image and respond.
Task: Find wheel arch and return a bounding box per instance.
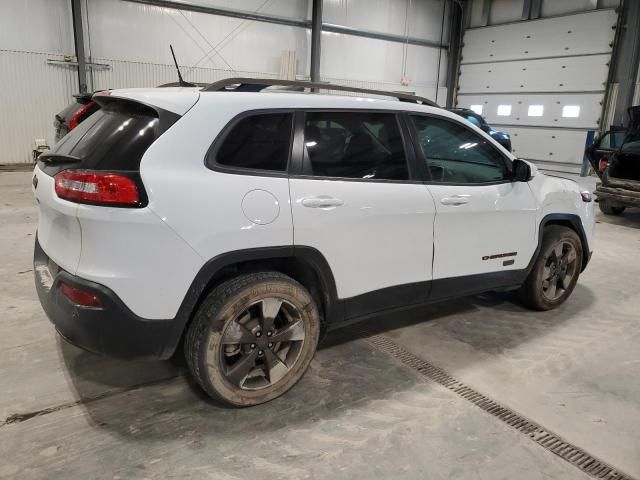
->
[164,246,340,358]
[536,214,590,272]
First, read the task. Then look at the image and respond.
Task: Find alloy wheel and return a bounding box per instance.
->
[541,241,578,301]
[220,298,306,390]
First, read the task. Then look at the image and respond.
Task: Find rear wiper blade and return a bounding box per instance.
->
[39,154,81,164]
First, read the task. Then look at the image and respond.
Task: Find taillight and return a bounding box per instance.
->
[60,282,102,307]
[598,158,608,172]
[54,170,140,207]
[68,101,96,130]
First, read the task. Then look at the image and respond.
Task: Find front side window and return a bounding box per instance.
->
[303,111,409,180]
[216,113,292,172]
[411,115,510,184]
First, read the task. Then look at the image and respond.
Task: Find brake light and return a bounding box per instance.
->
[68,101,96,131]
[55,170,140,206]
[61,282,102,307]
[598,158,608,172]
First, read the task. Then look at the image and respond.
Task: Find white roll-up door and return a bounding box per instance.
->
[456,9,618,174]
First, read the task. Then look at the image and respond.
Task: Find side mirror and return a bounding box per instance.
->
[512,158,532,182]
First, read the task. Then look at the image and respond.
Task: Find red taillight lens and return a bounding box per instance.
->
[60,282,102,307]
[68,101,96,131]
[599,158,608,172]
[55,170,140,206]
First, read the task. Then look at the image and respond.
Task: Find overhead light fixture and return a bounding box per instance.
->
[528,105,544,117]
[497,105,512,116]
[562,105,580,118]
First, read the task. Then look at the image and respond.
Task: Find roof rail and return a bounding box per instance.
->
[202,77,439,107]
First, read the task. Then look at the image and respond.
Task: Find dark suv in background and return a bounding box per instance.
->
[54,93,101,143]
[586,106,640,215]
[449,108,512,152]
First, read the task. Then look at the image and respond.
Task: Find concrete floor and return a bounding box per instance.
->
[1,170,639,480]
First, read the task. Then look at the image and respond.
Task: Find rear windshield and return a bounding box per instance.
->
[49,100,161,170]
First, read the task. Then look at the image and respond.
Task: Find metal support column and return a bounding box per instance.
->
[310,0,322,84]
[530,0,542,20]
[479,0,491,27]
[611,0,640,126]
[521,0,532,20]
[71,0,88,93]
[446,0,464,108]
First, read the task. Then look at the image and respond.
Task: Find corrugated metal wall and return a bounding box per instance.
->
[0,49,445,164]
[91,57,279,91]
[0,50,78,164]
[1,0,451,164]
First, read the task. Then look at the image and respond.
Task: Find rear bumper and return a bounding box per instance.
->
[34,237,178,360]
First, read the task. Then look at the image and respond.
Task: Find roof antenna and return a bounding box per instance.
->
[170,45,196,87]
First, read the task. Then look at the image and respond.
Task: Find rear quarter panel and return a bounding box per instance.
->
[74,204,204,319]
[33,166,82,274]
[139,94,295,262]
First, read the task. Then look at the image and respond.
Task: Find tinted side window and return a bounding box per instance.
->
[217,113,292,171]
[411,115,509,184]
[304,112,409,180]
[599,131,626,150]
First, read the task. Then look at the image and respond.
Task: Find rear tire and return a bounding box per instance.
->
[519,226,583,311]
[598,200,625,215]
[185,271,320,407]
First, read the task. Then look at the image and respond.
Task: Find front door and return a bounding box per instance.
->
[289,110,436,319]
[408,113,538,299]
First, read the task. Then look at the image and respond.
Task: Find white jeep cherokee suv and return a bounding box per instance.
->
[33,78,594,406]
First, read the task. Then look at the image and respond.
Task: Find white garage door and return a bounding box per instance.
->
[456,9,618,174]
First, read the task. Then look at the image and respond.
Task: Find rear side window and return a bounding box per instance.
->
[215,113,293,172]
[303,111,409,180]
[49,100,162,170]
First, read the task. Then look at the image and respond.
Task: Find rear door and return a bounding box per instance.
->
[408,113,538,298]
[289,110,436,319]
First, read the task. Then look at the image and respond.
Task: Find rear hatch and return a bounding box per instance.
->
[608,106,640,182]
[34,93,183,274]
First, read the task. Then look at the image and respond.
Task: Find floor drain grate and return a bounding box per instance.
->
[365,334,636,480]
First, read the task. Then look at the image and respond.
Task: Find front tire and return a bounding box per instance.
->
[598,200,625,215]
[519,226,583,311]
[185,271,320,407]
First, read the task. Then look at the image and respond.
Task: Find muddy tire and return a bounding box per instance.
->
[598,200,625,215]
[185,271,320,407]
[519,226,583,311]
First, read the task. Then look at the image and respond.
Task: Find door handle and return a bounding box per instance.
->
[440,195,471,206]
[301,196,344,209]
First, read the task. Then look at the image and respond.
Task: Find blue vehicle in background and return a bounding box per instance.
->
[449,107,512,152]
